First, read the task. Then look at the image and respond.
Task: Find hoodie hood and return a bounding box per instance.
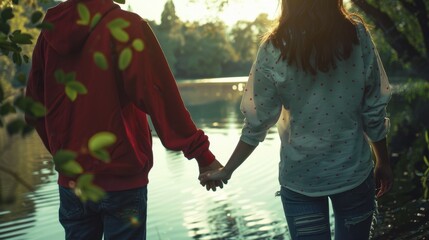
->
[43,0,119,55]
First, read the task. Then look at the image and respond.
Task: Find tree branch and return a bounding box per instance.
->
[351,0,421,61]
[399,0,429,57]
[351,0,429,78]
[414,0,429,58]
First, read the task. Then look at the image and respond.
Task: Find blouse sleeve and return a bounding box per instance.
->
[358,24,392,142]
[240,42,282,146]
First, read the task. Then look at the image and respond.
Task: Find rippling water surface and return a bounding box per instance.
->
[4,77,427,240]
[0,78,297,239]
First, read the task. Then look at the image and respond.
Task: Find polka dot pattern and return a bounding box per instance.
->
[240,22,392,196]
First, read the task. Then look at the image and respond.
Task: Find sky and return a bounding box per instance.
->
[120,0,280,25]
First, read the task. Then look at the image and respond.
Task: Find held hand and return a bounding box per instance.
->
[198,159,225,191]
[374,163,393,198]
[199,167,231,191]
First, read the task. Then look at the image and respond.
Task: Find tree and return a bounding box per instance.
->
[175,21,234,78]
[153,0,184,74]
[160,0,180,31]
[351,0,429,79]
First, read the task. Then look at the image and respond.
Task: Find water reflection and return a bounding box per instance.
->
[2,78,428,239]
[182,189,287,239]
[0,131,57,240]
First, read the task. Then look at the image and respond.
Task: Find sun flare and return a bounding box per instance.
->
[123,0,279,25]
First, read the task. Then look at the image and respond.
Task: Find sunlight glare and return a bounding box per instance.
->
[123,0,279,25]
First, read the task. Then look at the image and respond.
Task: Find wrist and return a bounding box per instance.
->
[196,150,215,167]
[222,166,234,178]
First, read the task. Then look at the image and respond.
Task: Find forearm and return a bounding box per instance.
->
[371,138,390,166]
[223,140,257,176]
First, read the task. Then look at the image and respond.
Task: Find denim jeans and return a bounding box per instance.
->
[59,186,147,240]
[280,172,376,240]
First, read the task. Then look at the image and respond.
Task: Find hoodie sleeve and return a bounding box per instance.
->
[118,19,215,167]
[25,35,50,151]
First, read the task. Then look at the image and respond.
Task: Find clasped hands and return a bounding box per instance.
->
[198,160,230,191]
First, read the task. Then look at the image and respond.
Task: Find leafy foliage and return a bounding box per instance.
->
[88,131,117,162]
[93,51,109,70]
[53,150,83,176]
[54,69,88,102]
[75,174,106,202]
[107,18,130,42]
[119,47,132,70]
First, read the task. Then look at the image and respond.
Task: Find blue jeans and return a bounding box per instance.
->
[280,172,376,240]
[59,186,147,240]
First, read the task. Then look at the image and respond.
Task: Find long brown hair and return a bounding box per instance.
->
[264,0,363,75]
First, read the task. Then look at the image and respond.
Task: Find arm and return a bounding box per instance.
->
[371,138,393,197]
[199,140,256,183]
[358,24,393,197]
[120,19,215,167]
[200,43,282,187]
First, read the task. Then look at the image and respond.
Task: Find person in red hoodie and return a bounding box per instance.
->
[25,0,223,239]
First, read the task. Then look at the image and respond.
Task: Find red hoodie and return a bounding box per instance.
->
[25,0,215,191]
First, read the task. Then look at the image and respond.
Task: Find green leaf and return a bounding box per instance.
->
[110,28,129,43]
[118,47,132,70]
[107,18,130,42]
[0,22,11,34]
[107,18,130,29]
[424,156,429,167]
[1,8,14,21]
[10,32,33,44]
[424,167,429,176]
[132,39,144,52]
[31,11,43,24]
[90,13,101,29]
[21,124,34,136]
[30,102,46,117]
[88,132,116,152]
[113,0,126,4]
[53,150,78,165]
[6,119,25,135]
[14,96,32,112]
[65,87,77,102]
[76,174,106,202]
[61,160,84,176]
[91,149,111,163]
[64,72,77,83]
[67,81,88,94]
[12,52,22,65]
[36,22,54,30]
[54,69,66,83]
[53,150,83,176]
[93,52,108,70]
[23,54,29,63]
[0,102,16,116]
[88,132,116,162]
[12,0,19,4]
[76,3,91,26]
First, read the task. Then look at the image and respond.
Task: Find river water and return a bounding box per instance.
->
[1,77,428,240]
[0,77,295,239]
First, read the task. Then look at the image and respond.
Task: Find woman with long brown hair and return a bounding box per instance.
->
[200,0,393,239]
